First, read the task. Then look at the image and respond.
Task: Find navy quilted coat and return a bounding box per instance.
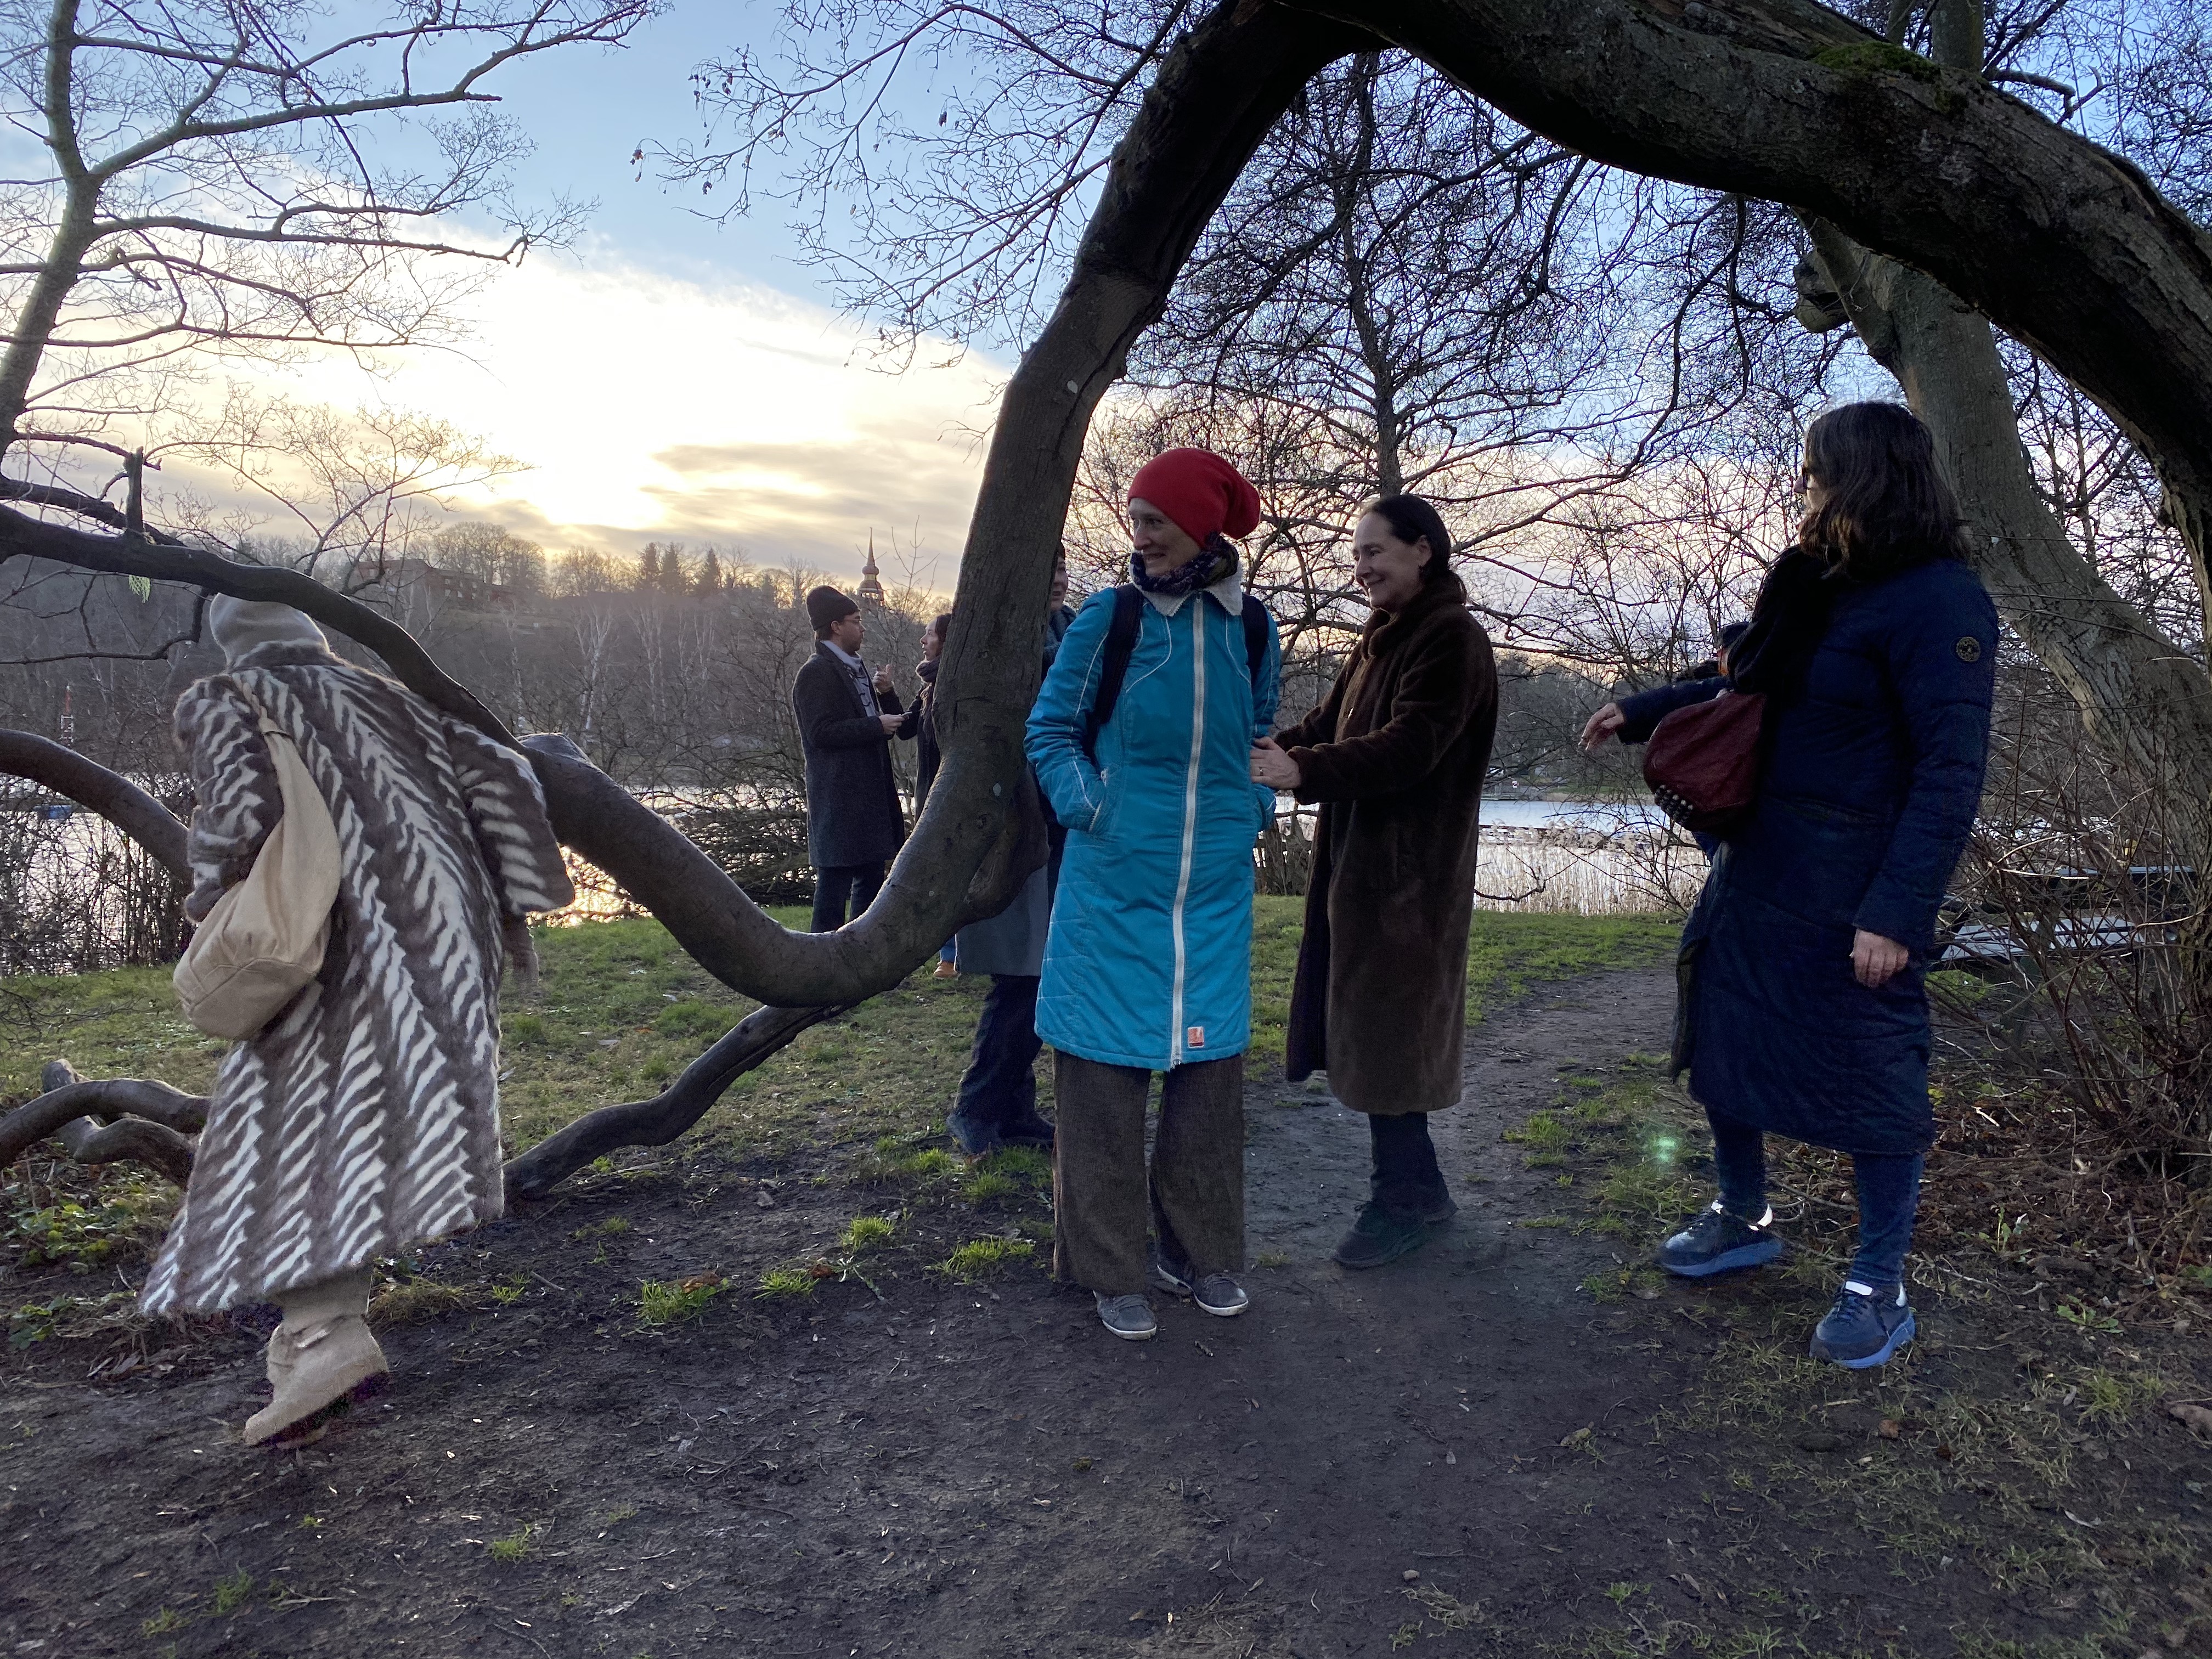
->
[1674,556,1996,1155]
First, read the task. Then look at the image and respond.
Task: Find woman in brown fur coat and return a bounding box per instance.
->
[1251,496,1497,1269]
[144,597,573,1444]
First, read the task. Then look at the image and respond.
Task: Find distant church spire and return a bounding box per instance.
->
[857,530,885,604]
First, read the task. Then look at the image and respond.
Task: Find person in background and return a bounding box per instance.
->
[1251,495,1498,1268]
[904,610,958,978]
[1577,617,1751,753]
[1579,617,1753,859]
[943,551,1082,1154]
[1579,402,1996,1368]
[1029,448,1281,1341]
[793,585,909,932]
[1046,544,1076,661]
[144,597,573,1445]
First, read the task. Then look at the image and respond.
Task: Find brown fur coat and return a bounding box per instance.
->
[1277,580,1497,1114]
[139,642,573,1316]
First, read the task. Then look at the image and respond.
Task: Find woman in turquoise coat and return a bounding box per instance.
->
[1028,448,1281,1342]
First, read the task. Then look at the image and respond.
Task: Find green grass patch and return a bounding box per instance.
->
[636,1274,724,1324]
[754,1265,820,1300]
[841,1214,895,1252]
[210,1568,254,1615]
[933,1235,1035,1282]
[5,907,1675,1279]
[487,1525,534,1564]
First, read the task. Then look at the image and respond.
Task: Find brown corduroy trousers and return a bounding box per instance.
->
[1051,1050,1246,1296]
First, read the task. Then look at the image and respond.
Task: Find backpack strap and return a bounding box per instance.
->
[1241,593,1268,685]
[1080,586,1273,764]
[1080,585,1146,764]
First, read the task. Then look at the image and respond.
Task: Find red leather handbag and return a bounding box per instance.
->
[1643,690,1767,834]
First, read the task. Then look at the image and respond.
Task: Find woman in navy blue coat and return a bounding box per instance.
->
[1583,403,1996,1369]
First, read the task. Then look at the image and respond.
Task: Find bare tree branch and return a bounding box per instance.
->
[503,1003,855,1199]
[0,729,187,874]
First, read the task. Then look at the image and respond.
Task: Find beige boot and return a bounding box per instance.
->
[243,1269,387,1446]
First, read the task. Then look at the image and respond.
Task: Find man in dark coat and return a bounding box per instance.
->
[793,585,908,931]
[1253,496,1499,1269]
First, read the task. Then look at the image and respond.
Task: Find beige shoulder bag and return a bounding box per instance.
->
[173,679,342,1040]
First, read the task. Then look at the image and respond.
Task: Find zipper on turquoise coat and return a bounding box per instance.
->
[1169,602,1206,1067]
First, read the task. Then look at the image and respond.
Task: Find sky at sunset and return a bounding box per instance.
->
[242,5,1011,590]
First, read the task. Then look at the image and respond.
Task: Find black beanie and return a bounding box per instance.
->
[806,585,859,634]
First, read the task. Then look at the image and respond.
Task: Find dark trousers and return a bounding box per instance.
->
[952,975,1043,1131]
[1052,1051,1245,1296]
[810,861,885,932]
[1707,1105,1923,1287]
[1369,1113,1450,1216]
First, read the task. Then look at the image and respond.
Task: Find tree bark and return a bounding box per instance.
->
[1796,225,2212,862]
[0,1067,206,1173]
[1322,0,2212,560]
[0,730,188,876]
[501,1002,854,1200]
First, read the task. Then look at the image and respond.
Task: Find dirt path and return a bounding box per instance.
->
[4,965,2204,1657]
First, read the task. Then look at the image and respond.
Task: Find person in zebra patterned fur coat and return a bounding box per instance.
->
[143,597,574,1444]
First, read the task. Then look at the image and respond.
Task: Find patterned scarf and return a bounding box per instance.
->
[1130,533,1239,597]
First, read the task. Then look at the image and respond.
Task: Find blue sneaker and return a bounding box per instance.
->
[1658,1202,1785,1278]
[1810,1280,1916,1368]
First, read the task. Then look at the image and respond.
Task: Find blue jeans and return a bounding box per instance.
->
[1707,1107,1922,1286]
[951,974,1043,1132]
[939,940,957,964]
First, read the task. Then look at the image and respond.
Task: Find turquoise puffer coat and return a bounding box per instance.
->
[1028,579,1282,1070]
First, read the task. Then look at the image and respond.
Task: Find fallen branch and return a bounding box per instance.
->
[503,1002,856,1201]
[53,1114,195,1186]
[0,1065,208,1170]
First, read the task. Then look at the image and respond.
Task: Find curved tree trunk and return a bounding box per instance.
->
[1795,223,2212,867]
[0,729,188,876]
[1331,0,2212,555]
[501,1002,855,1200]
[0,2,1373,1009]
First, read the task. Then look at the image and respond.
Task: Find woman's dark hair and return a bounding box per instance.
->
[1799,402,1970,578]
[1362,494,1459,586]
[931,611,952,638]
[1716,620,1750,654]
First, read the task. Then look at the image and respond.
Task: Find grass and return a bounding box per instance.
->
[210,1568,254,1615]
[932,1235,1035,1282]
[636,1274,723,1325]
[3,907,1677,1290]
[1520,1060,2211,1659]
[487,1525,534,1564]
[753,1265,819,1299]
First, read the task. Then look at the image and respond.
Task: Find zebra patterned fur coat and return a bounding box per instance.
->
[139,641,574,1317]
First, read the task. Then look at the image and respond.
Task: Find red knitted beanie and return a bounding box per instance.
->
[1127,448,1262,545]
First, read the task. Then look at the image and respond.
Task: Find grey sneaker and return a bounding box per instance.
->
[1149,1249,1250,1316]
[1094,1293,1156,1341]
[1190,1273,1249,1317]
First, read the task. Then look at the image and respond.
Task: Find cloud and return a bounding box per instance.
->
[262,253,1006,585]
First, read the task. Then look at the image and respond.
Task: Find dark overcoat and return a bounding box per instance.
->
[793,642,907,868]
[1677,556,1996,1154]
[1277,580,1498,1114]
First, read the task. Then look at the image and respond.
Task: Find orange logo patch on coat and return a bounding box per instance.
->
[1187,1026,1206,1048]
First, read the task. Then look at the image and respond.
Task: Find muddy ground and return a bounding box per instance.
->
[4,965,2209,1657]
